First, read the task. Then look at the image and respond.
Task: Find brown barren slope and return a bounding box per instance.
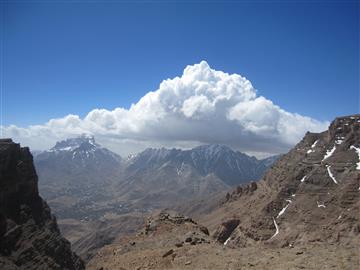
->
[87,115,360,270]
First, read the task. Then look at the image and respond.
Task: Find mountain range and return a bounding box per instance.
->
[87,114,360,270]
[33,136,279,260]
[1,114,359,269]
[35,136,279,217]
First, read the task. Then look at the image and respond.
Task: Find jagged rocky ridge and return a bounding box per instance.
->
[34,138,279,219]
[35,134,122,195]
[116,144,279,209]
[126,144,277,186]
[86,115,360,270]
[211,114,360,247]
[0,139,84,269]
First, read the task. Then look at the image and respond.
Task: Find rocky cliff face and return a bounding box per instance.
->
[211,114,360,247]
[0,139,84,270]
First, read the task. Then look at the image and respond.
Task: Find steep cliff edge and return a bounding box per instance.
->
[0,139,84,270]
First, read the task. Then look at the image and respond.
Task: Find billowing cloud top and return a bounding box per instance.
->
[2,61,329,157]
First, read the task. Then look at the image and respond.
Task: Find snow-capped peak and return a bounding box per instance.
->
[50,134,99,152]
[38,134,121,166]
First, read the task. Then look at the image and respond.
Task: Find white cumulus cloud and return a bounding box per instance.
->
[1,61,329,157]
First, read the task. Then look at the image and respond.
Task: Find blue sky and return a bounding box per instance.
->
[2,1,358,127]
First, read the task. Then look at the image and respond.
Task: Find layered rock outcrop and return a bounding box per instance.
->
[0,139,84,270]
[212,115,360,247]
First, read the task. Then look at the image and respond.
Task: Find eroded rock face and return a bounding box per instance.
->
[215,115,360,248]
[142,210,209,237]
[213,219,240,243]
[224,181,258,203]
[0,139,84,270]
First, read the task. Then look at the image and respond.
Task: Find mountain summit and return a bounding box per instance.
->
[51,134,98,151]
[37,134,121,170]
[34,135,122,219]
[45,134,120,165]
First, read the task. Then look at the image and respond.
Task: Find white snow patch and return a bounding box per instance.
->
[337,215,342,220]
[350,146,360,170]
[176,162,185,175]
[300,175,307,183]
[126,154,136,161]
[276,205,289,218]
[55,146,74,151]
[89,140,96,147]
[224,237,231,246]
[322,145,336,161]
[236,159,241,172]
[326,165,338,184]
[277,201,291,219]
[311,140,319,148]
[317,201,326,208]
[291,194,296,197]
[270,218,279,239]
[335,139,343,145]
[307,140,319,154]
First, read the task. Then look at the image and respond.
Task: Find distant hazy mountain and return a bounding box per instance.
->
[114,144,280,209]
[35,138,279,212]
[34,135,122,218]
[126,144,277,186]
[35,137,279,260]
[36,134,121,175]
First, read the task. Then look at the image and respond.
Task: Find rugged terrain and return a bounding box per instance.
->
[0,139,84,269]
[35,134,123,220]
[35,138,277,219]
[119,144,278,209]
[87,114,360,269]
[34,135,144,261]
[34,137,278,260]
[87,211,359,270]
[205,114,360,248]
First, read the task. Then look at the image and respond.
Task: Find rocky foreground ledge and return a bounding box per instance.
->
[0,139,84,270]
